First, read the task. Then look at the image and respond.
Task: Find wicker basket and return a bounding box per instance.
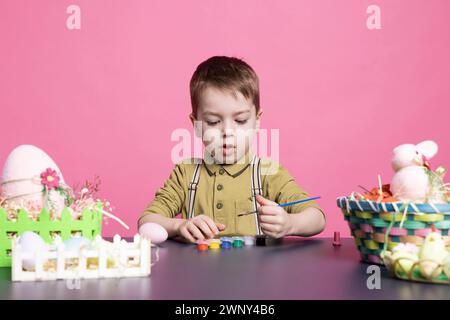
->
[336,196,450,264]
[0,205,103,267]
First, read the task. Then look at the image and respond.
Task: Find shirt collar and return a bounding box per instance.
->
[203,150,254,178]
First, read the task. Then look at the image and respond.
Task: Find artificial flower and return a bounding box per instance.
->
[40,168,60,190]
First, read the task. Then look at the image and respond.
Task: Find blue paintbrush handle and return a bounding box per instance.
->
[237,196,321,216]
[278,196,321,207]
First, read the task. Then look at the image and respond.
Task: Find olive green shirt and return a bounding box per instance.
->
[139,151,324,236]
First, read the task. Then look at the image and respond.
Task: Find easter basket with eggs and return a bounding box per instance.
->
[337,140,450,284]
[0,145,129,268]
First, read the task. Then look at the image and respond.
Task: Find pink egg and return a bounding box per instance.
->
[139,222,168,244]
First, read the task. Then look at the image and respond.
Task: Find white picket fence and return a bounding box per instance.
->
[11,234,152,282]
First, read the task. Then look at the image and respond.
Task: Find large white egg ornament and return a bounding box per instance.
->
[1,145,68,216]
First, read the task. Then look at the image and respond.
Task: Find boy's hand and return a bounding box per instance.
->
[176,215,226,243]
[255,194,293,238]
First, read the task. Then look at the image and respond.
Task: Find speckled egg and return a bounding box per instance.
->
[63,236,91,252]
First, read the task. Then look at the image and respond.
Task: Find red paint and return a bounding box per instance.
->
[332,231,341,247]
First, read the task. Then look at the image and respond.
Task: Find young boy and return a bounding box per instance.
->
[138,56,325,243]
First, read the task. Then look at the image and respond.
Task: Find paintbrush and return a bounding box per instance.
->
[237,196,321,216]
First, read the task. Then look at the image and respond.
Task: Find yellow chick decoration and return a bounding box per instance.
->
[443,253,450,279]
[419,226,448,279]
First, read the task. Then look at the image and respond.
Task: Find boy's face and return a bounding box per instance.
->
[190,86,262,164]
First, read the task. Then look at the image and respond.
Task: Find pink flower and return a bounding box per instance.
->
[40,168,60,190]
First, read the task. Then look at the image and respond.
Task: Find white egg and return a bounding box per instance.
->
[139,222,168,244]
[63,237,91,252]
[18,231,49,271]
[1,145,67,216]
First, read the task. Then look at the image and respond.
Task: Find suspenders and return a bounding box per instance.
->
[187,155,263,235]
[250,155,263,235]
[187,162,201,220]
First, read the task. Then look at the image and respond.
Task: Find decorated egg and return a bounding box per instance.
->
[1,145,69,216]
[139,222,168,244]
[63,236,91,252]
[391,244,419,275]
[18,231,49,271]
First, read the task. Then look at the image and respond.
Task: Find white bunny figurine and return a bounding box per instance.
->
[391,140,446,203]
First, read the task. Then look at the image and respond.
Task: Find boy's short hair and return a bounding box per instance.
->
[190,56,260,116]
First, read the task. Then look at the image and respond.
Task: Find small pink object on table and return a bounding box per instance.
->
[139,222,168,244]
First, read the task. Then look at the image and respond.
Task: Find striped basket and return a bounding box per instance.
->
[336,196,450,264]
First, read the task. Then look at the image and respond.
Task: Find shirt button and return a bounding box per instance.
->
[216,202,223,209]
[219,168,225,175]
[217,184,223,191]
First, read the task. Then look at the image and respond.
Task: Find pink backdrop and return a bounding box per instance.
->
[1,0,449,237]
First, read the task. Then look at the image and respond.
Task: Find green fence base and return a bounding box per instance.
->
[0,204,103,267]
